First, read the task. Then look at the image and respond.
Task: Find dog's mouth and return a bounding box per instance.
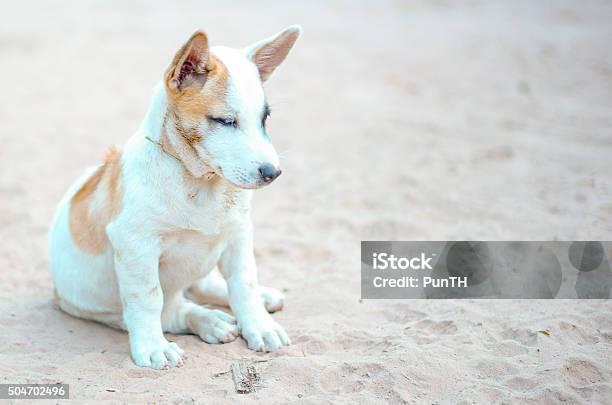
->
[231,181,266,190]
[222,177,275,190]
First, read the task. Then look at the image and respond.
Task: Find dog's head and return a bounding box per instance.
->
[163,26,301,189]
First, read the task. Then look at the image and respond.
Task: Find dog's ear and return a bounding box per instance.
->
[166,31,210,92]
[245,25,302,82]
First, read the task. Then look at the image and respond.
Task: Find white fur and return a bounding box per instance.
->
[49,26,300,369]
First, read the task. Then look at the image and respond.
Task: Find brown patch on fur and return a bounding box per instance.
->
[69,147,123,255]
[168,52,230,134]
[164,31,231,144]
[160,31,232,178]
[177,125,203,145]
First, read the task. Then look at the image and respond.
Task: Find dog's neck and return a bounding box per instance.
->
[140,83,214,179]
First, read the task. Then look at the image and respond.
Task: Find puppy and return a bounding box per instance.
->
[49,26,301,369]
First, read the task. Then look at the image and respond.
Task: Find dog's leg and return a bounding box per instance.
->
[187,268,285,313]
[108,227,184,369]
[157,248,239,344]
[161,291,240,344]
[219,224,290,352]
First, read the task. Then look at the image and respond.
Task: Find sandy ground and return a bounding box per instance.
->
[1,0,612,403]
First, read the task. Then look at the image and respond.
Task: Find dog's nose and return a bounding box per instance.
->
[258,163,282,183]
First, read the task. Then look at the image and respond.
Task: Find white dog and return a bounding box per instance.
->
[49,26,301,369]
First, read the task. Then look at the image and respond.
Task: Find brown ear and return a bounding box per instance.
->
[246,25,301,82]
[166,31,210,92]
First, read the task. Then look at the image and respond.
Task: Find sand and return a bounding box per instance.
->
[1,0,612,403]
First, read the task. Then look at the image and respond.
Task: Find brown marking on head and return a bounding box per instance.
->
[158,31,232,179]
[164,31,231,145]
[176,124,203,145]
[69,147,123,255]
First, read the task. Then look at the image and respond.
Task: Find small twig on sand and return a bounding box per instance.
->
[212,370,230,378]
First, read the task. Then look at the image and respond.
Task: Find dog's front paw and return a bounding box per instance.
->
[240,314,290,352]
[131,339,184,370]
[189,309,240,344]
[260,286,285,313]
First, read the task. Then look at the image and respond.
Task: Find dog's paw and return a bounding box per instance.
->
[260,286,285,313]
[131,339,184,370]
[240,314,291,352]
[189,309,240,344]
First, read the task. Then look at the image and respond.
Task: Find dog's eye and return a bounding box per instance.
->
[208,116,237,128]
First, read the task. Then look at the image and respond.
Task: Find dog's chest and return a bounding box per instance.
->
[167,178,251,235]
